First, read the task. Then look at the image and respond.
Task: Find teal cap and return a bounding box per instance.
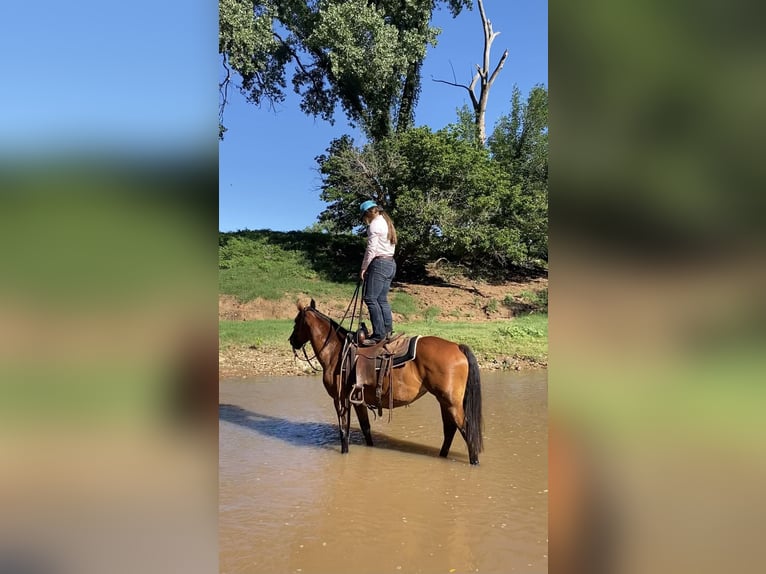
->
[359,200,378,214]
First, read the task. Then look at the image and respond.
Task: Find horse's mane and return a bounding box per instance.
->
[307,307,349,337]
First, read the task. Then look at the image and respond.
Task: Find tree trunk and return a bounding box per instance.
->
[432,0,508,146]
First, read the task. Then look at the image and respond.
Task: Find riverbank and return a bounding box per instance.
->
[219,271,548,379]
[219,343,546,379]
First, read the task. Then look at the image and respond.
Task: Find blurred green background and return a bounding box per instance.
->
[551,2,766,573]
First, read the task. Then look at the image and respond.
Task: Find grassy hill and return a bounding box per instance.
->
[219,229,548,376]
[219,229,364,301]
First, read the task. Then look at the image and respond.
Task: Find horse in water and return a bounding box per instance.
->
[288,299,483,464]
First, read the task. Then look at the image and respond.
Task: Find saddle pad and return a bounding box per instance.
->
[391,335,420,368]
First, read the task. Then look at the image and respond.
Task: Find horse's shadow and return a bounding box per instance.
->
[219,404,452,460]
[219,403,339,450]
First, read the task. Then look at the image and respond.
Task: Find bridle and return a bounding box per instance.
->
[291,282,363,372]
[291,307,347,372]
[291,308,324,371]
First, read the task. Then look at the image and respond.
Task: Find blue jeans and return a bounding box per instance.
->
[363,257,396,339]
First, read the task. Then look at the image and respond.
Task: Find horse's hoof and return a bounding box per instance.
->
[470,459,480,465]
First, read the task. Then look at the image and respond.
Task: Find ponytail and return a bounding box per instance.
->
[381,211,397,245]
[363,206,397,245]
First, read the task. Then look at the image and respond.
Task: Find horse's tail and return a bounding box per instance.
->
[459,344,483,454]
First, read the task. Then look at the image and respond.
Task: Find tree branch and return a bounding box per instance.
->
[432,77,472,92]
[430,0,507,146]
[487,49,509,88]
[273,31,309,77]
[353,154,386,197]
[219,53,231,137]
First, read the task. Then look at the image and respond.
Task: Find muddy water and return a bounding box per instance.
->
[220,371,547,574]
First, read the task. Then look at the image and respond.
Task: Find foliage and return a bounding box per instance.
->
[316,124,541,277]
[446,104,481,146]
[502,287,548,315]
[496,321,546,339]
[218,0,290,138]
[525,287,548,312]
[219,0,472,141]
[489,85,549,261]
[220,4,548,279]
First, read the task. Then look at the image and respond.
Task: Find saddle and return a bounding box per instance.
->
[342,330,420,418]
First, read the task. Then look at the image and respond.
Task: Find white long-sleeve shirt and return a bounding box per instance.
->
[360,214,395,274]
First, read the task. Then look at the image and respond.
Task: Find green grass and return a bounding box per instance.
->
[219,230,364,302]
[390,291,420,318]
[219,320,292,350]
[220,313,548,364]
[424,306,441,322]
[398,313,548,362]
[506,288,548,312]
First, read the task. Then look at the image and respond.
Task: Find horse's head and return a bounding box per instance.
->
[288,298,316,350]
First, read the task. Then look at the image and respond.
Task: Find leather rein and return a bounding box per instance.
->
[293,282,363,372]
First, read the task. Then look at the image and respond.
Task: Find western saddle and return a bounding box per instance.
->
[340,325,419,418]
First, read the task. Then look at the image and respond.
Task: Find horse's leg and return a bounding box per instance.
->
[458,426,479,465]
[439,403,458,458]
[344,400,352,449]
[335,399,349,454]
[353,402,374,446]
[443,402,480,465]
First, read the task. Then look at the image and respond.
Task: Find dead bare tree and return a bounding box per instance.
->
[433,0,508,145]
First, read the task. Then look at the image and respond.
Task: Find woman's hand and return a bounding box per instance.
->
[360,270,366,280]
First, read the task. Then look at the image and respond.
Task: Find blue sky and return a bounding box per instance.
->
[0,0,544,228]
[219,0,548,232]
[0,0,216,157]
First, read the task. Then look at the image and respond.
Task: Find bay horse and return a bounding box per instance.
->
[288,299,483,464]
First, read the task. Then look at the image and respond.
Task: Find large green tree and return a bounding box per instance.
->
[489,84,548,262]
[316,126,534,277]
[218,0,289,138]
[219,0,472,141]
[315,85,550,276]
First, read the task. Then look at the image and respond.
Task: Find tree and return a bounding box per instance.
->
[433,0,508,146]
[445,103,481,146]
[219,0,472,141]
[218,0,289,139]
[489,84,548,261]
[315,126,534,277]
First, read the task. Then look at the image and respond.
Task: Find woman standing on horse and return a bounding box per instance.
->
[359,200,397,345]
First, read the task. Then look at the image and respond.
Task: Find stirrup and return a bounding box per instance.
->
[349,384,365,405]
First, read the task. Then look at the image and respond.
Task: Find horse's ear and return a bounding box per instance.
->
[310,299,316,309]
[296,299,304,311]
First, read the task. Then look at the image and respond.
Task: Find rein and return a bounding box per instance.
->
[293,283,362,371]
[294,343,322,372]
[342,280,364,333]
